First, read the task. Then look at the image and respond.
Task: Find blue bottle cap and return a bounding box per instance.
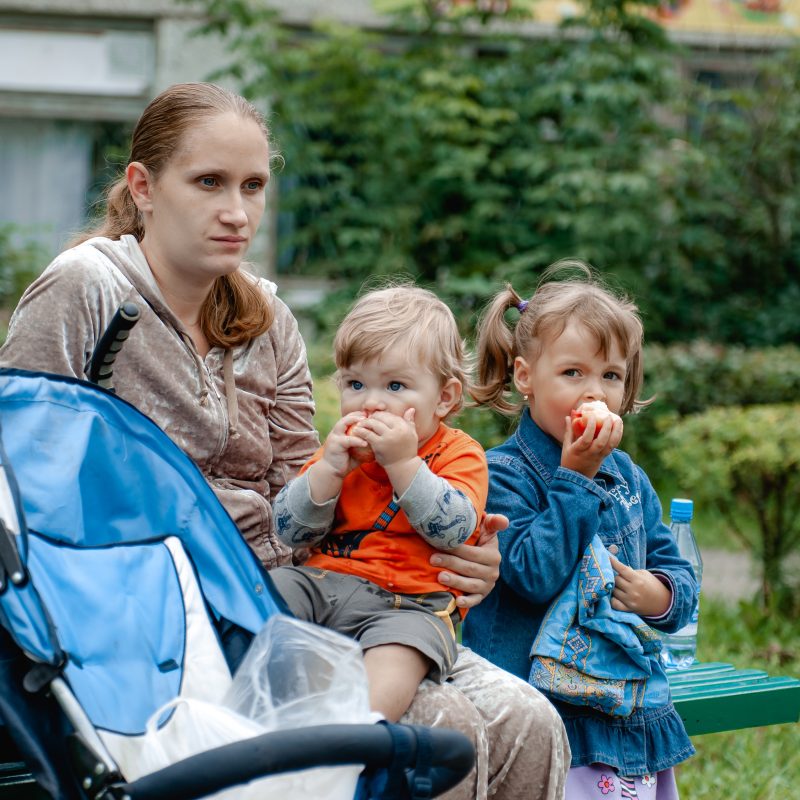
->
[670,498,693,522]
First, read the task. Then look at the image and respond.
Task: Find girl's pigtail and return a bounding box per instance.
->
[471,284,525,415]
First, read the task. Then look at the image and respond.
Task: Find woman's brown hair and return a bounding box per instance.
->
[74,82,275,348]
[472,260,648,416]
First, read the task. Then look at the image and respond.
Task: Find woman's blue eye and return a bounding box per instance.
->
[245,180,263,191]
[388,381,404,392]
[350,380,364,391]
[200,177,217,187]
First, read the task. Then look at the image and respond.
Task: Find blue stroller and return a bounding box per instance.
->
[0,367,474,800]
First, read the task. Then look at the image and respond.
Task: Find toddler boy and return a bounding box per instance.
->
[271,286,488,721]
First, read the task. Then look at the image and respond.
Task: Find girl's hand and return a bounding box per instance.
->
[560,412,623,479]
[609,555,672,617]
[431,514,507,609]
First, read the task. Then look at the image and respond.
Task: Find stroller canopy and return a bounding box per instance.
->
[0,368,285,733]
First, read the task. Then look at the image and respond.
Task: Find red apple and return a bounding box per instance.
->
[345,422,375,463]
[570,401,613,440]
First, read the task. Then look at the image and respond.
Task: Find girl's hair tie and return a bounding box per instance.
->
[516,300,529,313]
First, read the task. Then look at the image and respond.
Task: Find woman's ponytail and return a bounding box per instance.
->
[69,177,142,247]
[201,270,272,350]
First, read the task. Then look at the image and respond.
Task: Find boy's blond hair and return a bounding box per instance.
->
[334,285,469,417]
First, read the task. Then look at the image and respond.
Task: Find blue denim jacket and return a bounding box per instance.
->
[463,410,697,774]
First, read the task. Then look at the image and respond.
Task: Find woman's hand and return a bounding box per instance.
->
[431,514,508,609]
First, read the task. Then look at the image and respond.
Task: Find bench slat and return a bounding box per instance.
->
[668,663,800,735]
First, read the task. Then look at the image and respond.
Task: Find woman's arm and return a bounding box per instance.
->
[430,514,505,609]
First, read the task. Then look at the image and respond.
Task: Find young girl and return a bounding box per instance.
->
[463,261,697,799]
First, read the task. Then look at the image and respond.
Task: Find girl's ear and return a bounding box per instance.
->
[513,356,533,399]
[126,162,154,213]
[436,378,462,419]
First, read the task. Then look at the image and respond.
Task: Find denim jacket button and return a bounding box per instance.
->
[608,544,619,555]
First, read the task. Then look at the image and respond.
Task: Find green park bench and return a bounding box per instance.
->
[668,660,800,736]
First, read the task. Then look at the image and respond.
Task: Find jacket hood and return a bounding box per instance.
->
[87,234,183,330]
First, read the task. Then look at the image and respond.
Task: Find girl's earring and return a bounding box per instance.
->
[523,395,529,400]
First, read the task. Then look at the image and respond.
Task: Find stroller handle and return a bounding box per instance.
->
[108,722,474,800]
[88,303,141,390]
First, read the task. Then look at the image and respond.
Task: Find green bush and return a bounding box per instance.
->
[644,342,800,413]
[660,404,800,611]
[624,342,800,480]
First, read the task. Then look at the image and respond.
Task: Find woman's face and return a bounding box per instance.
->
[135,111,270,289]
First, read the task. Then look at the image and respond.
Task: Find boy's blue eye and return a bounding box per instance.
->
[349,380,364,391]
[388,381,404,392]
[563,369,579,377]
[200,177,217,187]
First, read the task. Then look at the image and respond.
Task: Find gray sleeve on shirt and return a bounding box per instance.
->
[273,472,337,549]
[397,463,477,550]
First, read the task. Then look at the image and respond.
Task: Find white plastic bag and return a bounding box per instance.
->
[125,697,264,786]
[224,614,375,729]
[131,614,376,800]
[220,614,380,800]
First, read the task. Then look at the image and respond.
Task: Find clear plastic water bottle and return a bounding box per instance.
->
[660,498,703,670]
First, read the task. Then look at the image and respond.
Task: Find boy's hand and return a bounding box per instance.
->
[358,408,422,495]
[560,412,623,479]
[321,411,370,477]
[609,555,672,617]
[308,412,368,504]
[357,408,419,467]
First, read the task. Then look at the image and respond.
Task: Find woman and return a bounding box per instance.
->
[0,83,569,800]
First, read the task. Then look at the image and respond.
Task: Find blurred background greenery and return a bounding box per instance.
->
[1,0,797,793]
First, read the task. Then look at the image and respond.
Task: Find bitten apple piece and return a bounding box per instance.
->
[570,400,618,440]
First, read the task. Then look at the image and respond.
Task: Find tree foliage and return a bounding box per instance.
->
[193,0,800,345]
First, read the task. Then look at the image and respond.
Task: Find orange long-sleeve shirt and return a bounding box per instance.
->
[303,424,488,609]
